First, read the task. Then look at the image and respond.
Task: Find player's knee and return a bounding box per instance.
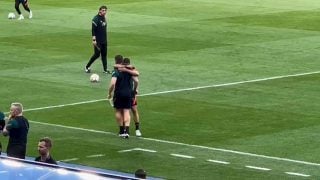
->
[94,54,100,59]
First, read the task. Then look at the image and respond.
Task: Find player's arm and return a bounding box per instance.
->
[119,67,139,76]
[132,76,139,94]
[92,18,98,45]
[2,119,18,136]
[92,37,97,45]
[2,127,9,136]
[113,64,124,68]
[114,64,135,70]
[108,77,117,99]
[125,65,135,69]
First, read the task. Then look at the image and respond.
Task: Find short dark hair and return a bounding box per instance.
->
[39,137,53,149]
[115,55,123,64]
[99,5,107,10]
[123,58,130,65]
[135,169,147,179]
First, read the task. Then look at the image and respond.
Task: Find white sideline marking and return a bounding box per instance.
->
[29,120,320,167]
[170,153,195,159]
[140,71,320,97]
[141,137,320,167]
[245,165,271,171]
[285,172,310,177]
[21,70,320,113]
[31,121,115,135]
[118,148,136,153]
[86,154,105,158]
[207,159,230,164]
[118,148,157,153]
[135,148,157,153]
[60,158,78,162]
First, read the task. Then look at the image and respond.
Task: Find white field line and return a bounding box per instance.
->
[20,70,320,113]
[134,148,157,153]
[86,154,105,158]
[285,172,310,177]
[118,148,157,153]
[31,121,115,135]
[118,148,136,153]
[170,154,195,159]
[245,165,271,171]
[60,158,79,162]
[30,120,320,167]
[142,137,320,167]
[207,159,230,164]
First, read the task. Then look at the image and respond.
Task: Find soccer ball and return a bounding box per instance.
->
[90,73,100,82]
[8,12,16,19]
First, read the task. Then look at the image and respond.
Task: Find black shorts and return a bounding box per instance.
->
[16,0,28,4]
[114,96,132,109]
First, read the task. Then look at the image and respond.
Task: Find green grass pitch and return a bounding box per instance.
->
[1,0,320,179]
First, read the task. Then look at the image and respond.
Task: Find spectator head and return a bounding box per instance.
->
[10,102,23,117]
[38,137,53,156]
[135,169,147,179]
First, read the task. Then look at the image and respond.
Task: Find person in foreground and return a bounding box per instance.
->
[35,137,57,165]
[135,168,147,179]
[3,102,29,159]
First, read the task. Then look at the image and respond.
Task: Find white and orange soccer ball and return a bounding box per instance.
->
[90,73,100,82]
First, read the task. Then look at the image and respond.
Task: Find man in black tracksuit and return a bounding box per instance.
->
[85,5,110,74]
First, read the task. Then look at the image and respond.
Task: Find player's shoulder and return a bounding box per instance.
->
[92,15,99,21]
[7,119,19,129]
[111,69,119,77]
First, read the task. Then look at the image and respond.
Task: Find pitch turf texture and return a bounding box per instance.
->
[1,0,320,179]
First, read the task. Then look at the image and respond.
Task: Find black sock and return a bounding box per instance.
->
[119,126,124,134]
[135,122,140,130]
[125,126,130,134]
